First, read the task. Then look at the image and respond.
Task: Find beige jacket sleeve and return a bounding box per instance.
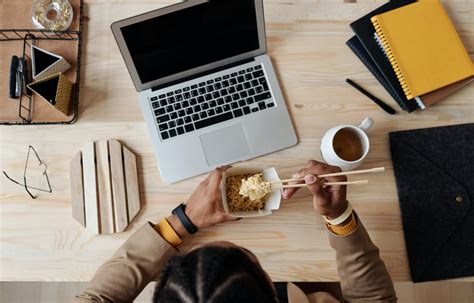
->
[328,215,397,302]
[73,223,177,303]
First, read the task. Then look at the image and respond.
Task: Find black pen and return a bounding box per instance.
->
[346,79,396,115]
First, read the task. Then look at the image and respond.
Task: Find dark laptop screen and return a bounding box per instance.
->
[121,0,260,84]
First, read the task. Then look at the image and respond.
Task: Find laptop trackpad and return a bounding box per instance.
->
[200,124,251,167]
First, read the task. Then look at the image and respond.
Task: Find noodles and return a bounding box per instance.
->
[225,173,270,212]
[239,173,271,202]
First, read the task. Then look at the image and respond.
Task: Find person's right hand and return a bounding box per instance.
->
[283,160,348,219]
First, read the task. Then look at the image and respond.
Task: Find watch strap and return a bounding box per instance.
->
[172,203,198,234]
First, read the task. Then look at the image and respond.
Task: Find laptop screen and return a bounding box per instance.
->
[121,0,260,85]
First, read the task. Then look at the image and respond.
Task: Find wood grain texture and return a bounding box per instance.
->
[0,0,473,282]
[123,146,140,223]
[82,142,100,235]
[96,140,114,234]
[69,152,85,227]
[109,140,128,232]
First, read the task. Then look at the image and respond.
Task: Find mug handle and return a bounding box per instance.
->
[358,117,374,131]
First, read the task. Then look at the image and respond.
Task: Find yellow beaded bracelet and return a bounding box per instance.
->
[326,212,358,236]
[154,218,182,247]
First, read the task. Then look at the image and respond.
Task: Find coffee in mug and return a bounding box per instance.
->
[332,128,364,162]
[320,117,373,171]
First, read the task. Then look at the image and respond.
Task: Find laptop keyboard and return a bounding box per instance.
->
[149,64,275,141]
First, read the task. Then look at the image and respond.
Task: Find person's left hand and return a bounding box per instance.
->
[168,166,237,237]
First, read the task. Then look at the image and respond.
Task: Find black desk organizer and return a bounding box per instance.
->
[0,0,83,125]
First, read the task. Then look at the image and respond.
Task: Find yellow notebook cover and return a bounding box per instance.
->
[371,0,474,100]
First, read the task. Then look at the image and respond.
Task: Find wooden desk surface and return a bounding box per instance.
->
[1,0,473,282]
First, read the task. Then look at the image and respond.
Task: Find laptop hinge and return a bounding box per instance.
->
[151,58,255,92]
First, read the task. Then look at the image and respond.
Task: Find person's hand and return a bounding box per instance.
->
[168,166,237,237]
[282,160,348,219]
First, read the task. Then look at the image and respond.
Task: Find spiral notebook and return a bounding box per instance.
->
[346,36,474,110]
[349,0,418,111]
[371,0,474,100]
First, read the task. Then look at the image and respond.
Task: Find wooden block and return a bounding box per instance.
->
[109,139,128,232]
[69,152,85,227]
[123,146,140,223]
[82,142,100,235]
[96,140,114,234]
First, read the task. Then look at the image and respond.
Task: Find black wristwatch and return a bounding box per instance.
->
[172,203,198,234]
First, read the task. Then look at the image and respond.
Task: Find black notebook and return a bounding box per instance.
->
[346,36,406,111]
[349,0,419,112]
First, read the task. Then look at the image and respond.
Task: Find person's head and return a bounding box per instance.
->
[153,242,278,303]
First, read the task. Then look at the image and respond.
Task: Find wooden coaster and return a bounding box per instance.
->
[69,139,141,234]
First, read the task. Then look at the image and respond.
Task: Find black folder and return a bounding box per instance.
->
[349,0,419,112]
[389,124,474,282]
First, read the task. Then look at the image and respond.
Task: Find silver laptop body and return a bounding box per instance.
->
[112,0,297,183]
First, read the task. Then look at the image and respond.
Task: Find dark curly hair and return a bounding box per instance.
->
[153,245,279,303]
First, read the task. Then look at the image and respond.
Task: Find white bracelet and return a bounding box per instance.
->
[323,202,353,225]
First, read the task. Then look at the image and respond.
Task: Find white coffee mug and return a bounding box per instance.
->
[320,117,374,171]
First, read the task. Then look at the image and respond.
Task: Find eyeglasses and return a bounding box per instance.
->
[3,145,52,199]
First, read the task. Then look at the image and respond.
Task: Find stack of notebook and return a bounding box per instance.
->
[347,0,474,112]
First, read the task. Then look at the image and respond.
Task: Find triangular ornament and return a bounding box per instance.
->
[29,75,59,105]
[28,73,73,115]
[31,45,71,81]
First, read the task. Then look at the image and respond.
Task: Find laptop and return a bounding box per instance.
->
[111,0,297,183]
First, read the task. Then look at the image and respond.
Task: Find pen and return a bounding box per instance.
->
[346,79,396,115]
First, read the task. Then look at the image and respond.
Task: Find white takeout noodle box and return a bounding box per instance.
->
[221,167,282,218]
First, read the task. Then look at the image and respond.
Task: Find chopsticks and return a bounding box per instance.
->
[272,180,369,189]
[271,167,384,184]
[271,167,385,189]
[318,167,384,177]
